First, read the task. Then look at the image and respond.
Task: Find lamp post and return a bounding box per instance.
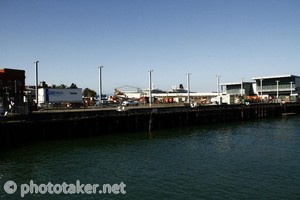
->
[216,75,221,96]
[241,77,244,96]
[276,80,280,102]
[98,66,103,104]
[148,69,153,107]
[14,80,17,94]
[186,73,191,103]
[260,78,263,96]
[14,80,18,107]
[34,61,39,105]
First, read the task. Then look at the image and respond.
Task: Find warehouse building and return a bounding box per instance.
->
[220,82,255,96]
[0,68,26,111]
[252,75,300,96]
[253,74,300,102]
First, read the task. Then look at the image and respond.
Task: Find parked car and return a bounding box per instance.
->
[122,100,139,106]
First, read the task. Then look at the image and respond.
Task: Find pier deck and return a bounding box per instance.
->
[1,103,299,149]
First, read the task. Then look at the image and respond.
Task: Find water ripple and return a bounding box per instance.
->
[0,117,300,199]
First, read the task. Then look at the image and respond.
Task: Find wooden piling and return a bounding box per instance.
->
[0,103,299,149]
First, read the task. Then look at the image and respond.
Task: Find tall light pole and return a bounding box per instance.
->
[34,60,39,105]
[260,78,263,96]
[98,66,103,104]
[276,80,280,101]
[241,77,244,96]
[148,69,153,107]
[186,73,191,103]
[290,81,293,96]
[216,75,221,96]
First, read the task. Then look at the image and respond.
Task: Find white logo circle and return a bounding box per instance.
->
[4,180,17,194]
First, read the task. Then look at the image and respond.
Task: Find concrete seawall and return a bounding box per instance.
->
[1,103,299,149]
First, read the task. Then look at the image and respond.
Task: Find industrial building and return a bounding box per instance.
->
[114,75,300,105]
[114,85,144,99]
[251,75,300,103]
[252,75,300,101]
[0,68,26,111]
[220,82,255,96]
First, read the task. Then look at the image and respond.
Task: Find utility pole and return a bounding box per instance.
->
[34,61,39,106]
[98,66,103,104]
[148,69,153,107]
[276,80,280,102]
[260,79,263,96]
[187,73,191,103]
[290,81,293,96]
[216,75,221,96]
[241,78,244,96]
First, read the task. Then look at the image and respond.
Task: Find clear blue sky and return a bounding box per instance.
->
[1,0,299,94]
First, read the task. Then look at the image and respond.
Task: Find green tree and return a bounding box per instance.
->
[69,83,78,89]
[50,83,78,89]
[51,84,58,88]
[59,84,67,89]
[83,88,96,97]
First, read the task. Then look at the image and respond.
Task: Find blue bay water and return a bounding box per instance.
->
[0,116,300,199]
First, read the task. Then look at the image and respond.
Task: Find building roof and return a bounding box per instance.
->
[114,85,143,93]
[220,82,254,86]
[252,74,300,80]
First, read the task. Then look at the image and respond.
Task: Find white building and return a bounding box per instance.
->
[252,74,300,96]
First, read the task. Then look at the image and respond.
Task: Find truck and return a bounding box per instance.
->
[38,88,83,108]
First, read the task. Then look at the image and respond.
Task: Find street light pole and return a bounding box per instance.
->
[187,73,191,103]
[148,69,153,107]
[216,75,221,96]
[241,77,244,96]
[260,79,263,96]
[34,61,39,105]
[98,66,103,104]
[276,80,280,102]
